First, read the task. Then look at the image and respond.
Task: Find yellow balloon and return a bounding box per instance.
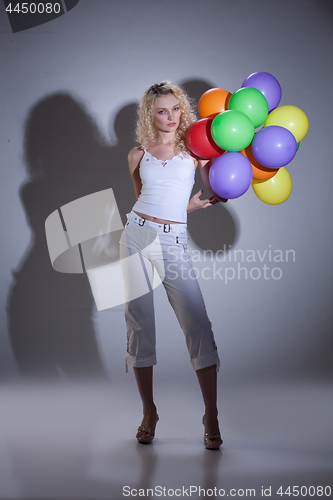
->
[264,105,309,142]
[252,167,292,205]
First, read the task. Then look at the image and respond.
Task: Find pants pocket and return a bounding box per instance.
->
[176,233,189,252]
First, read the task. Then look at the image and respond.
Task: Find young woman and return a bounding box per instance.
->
[119,81,225,449]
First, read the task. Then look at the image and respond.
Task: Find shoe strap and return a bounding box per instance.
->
[204,432,221,440]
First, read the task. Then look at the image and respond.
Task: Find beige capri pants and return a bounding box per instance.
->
[119,211,220,372]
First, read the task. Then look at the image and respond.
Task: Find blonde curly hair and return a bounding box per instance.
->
[135,81,196,153]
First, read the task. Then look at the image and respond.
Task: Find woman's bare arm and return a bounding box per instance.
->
[128,147,145,200]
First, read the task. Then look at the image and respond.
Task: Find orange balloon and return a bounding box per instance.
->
[198,88,232,119]
[240,145,278,181]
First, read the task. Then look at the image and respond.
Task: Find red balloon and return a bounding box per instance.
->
[186,118,224,159]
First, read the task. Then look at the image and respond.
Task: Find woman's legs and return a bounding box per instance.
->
[196,364,219,430]
[133,364,221,445]
[133,366,159,442]
[196,364,222,447]
[121,221,221,445]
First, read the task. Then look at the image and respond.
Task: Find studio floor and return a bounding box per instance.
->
[1,379,332,500]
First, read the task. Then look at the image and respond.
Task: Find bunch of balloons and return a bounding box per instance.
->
[186,72,309,205]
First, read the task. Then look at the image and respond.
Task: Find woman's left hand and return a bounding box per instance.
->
[187,189,221,213]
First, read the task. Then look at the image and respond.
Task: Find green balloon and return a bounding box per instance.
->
[228,87,269,128]
[211,110,255,152]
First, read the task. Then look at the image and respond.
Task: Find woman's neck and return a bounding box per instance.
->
[154,130,177,146]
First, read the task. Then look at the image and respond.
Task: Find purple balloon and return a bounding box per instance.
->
[252,126,297,168]
[209,152,253,199]
[242,72,282,112]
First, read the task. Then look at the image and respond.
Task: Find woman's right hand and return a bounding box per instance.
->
[187,189,226,213]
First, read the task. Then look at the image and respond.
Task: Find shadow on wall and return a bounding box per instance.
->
[6,93,137,380]
[7,80,238,380]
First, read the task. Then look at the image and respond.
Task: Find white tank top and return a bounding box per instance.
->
[132,150,195,223]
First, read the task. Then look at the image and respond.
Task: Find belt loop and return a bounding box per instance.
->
[163,224,171,233]
[139,217,146,226]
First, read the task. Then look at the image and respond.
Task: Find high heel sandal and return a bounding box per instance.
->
[202,415,223,450]
[136,414,159,444]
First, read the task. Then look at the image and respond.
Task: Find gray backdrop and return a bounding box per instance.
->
[1,0,332,384]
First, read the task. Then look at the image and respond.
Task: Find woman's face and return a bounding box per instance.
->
[152,93,181,133]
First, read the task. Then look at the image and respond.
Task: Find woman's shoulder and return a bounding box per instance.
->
[128,146,145,163]
[187,152,200,169]
[128,146,145,162]
[128,146,145,171]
